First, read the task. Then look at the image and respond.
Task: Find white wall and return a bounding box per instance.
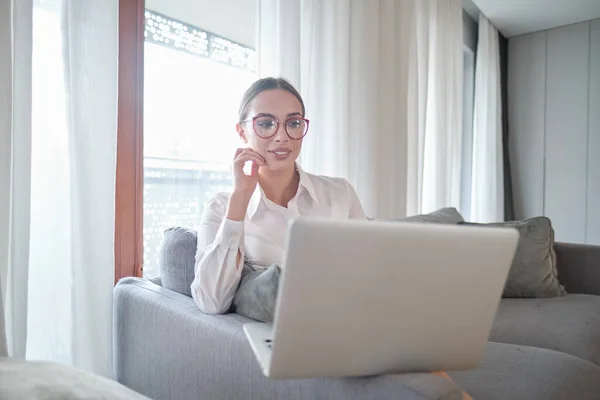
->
[145,0,256,48]
[508,19,600,244]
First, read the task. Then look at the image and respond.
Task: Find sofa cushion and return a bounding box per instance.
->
[450,342,600,400]
[460,217,566,298]
[490,294,600,366]
[159,227,197,297]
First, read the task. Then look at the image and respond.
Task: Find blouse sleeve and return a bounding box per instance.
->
[190,193,245,314]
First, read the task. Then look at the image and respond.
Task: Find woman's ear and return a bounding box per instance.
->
[236,123,248,144]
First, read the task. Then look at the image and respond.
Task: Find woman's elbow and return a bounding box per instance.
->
[197,302,229,315]
[190,279,231,315]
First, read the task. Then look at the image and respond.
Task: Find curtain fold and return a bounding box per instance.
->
[258,0,463,219]
[61,0,119,376]
[1,0,118,378]
[417,0,464,214]
[469,14,504,223]
[0,0,33,360]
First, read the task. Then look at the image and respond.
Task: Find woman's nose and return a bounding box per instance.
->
[272,122,289,142]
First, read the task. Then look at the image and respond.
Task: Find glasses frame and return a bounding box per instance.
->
[242,115,310,140]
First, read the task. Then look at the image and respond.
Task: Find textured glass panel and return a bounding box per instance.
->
[144,10,255,71]
[143,9,256,277]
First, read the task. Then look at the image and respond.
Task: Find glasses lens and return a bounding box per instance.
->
[254,116,277,138]
[285,118,308,139]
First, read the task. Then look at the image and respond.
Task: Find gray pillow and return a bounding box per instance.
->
[460,217,566,298]
[397,207,465,224]
[159,227,197,297]
[159,227,281,320]
[233,263,281,322]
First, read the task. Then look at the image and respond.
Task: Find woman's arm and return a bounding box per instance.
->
[191,193,246,314]
[226,191,249,268]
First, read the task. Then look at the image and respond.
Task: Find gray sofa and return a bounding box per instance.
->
[114,231,600,399]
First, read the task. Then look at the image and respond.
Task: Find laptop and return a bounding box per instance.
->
[243,218,519,379]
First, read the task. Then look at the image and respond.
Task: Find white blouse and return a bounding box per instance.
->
[191,164,367,314]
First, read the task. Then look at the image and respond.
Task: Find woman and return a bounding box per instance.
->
[190,78,472,398]
[191,77,367,315]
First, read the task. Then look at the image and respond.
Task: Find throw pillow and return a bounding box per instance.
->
[233,262,281,322]
[398,207,465,224]
[159,227,197,297]
[460,217,566,298]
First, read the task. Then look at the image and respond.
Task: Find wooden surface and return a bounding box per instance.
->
[115,0,145,282]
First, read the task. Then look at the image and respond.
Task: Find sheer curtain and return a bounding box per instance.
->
[469,14,503,223]
[0,0,33,361]
[415,0,464,215]
[257,0,463,219]
[1,0,118,378]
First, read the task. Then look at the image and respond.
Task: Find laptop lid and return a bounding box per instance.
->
[267,218,518,379]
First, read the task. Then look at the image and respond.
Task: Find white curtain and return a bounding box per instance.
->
[469,14,503,223]
[0,0,118,378]
[257,0,463,219]
[0,0,33,361]
[415,0,464,215]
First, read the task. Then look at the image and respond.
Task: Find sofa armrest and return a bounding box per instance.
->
[114,278,465,400]
[555,242,600,295]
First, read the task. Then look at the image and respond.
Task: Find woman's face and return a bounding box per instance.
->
[237,89,305,172]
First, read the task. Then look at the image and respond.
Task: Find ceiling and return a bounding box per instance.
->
[464,0,600,37]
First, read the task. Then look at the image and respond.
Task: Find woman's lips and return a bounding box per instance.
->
[269,148,292,160]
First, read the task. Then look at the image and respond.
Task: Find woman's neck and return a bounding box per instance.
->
[259,165,299,208]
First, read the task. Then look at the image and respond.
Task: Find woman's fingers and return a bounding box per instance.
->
[234,148,266,165]
[249,160,260,177]
[233,147,245,159]
[247,149,266,164]
[236,154,266,166]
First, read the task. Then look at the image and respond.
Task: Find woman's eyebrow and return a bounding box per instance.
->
[254,112,303,118]
[254,113,276,118]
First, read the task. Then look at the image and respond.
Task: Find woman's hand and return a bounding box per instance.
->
[226,147,266,221]
[232,147,265,193]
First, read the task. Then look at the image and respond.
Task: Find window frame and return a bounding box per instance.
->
[115,0,145,282]
[115,3,259,282]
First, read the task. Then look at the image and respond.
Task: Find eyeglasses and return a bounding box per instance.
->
[242,115,310,140]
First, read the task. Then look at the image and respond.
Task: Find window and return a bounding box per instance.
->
[141,10,256,277]
[115,1,257,281]
[142,10,256,277]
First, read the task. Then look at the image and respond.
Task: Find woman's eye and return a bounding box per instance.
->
[258,121,275,128]
[287,120,302,128]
